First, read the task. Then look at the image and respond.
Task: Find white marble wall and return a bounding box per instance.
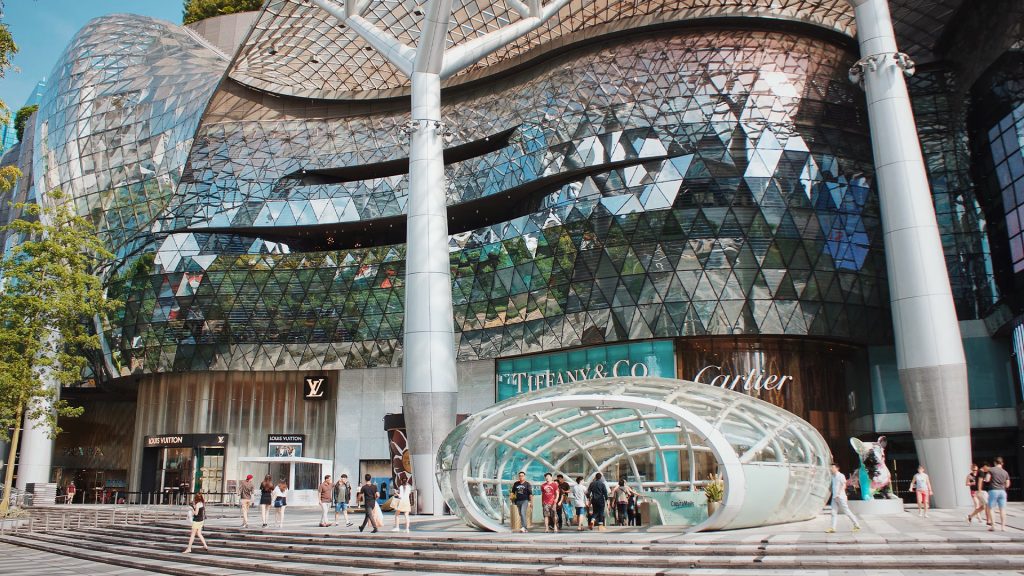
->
[332,360,496,479]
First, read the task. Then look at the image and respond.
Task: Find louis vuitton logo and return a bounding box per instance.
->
[305,377,326,399]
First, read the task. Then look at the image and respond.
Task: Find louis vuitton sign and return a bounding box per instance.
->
[304,375,329,400]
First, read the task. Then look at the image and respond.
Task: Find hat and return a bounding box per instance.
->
[246,474,253,480]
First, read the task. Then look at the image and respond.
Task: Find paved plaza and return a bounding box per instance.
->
[0,503,1021,575]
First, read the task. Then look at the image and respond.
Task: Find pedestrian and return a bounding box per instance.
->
[66,481,76,505]
[358,474,380,533]
[238,474,254,528]
[511,471,532,533]
[258,474,274,528]
[587,472,609,531]
[978,463,993,526]
[570,476,587,531]
[827,463,861,533]
[967,464,986,524]
[318,474,334,527]
[392,476,412,532]
[556,474,572,530]
[986,456,1011,532]
[611,479,635,526]
[911,465,932,517]
[627,492,640,526]
[272,479,288,529]
[182,492,209,554]
[541,472,559,532]
[334,474,353,527]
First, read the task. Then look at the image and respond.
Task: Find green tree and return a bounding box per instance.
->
[13,104,36,141]
[0,10,20,186]
[183,0,263,25]
[0,189,119,515]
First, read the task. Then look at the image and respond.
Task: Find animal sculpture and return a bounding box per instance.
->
[849,436,898,500]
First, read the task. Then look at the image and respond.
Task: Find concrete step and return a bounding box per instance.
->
[5,523,1024,575]
[95,522,1024,559]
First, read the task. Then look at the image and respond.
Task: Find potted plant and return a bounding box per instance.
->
[703,474,724,517]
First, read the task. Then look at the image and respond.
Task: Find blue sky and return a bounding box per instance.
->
[1,1,183,114]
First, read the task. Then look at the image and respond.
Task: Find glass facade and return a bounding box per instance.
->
[106,29,887,374]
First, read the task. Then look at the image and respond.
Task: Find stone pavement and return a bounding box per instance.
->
[0,502,1021,575]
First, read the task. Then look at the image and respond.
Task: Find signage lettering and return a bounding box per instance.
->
[147,436,184,446]
[508,359,650,394]
[304,376,328,399]
[692,365,792,391]
[269,435,304,443]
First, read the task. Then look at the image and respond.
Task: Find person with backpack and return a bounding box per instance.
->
[587,472,609,531]
[610,479,635,526]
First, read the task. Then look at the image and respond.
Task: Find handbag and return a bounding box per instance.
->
[562,501,574,520]
[274,496,286,508]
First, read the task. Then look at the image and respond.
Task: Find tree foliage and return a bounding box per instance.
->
[183,0,264,25]
[0,189,119,513]
[0,18,17,121]
[13,104,36,141]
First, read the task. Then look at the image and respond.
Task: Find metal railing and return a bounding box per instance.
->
[890,477,1022,502]
[64,490,239,506]
[0,503,237,536]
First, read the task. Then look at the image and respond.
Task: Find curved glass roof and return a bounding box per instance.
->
[436,377,831,532]
[227,0,963,100]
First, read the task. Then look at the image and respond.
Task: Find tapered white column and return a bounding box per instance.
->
[15,398,54,490]
[849,0,972,508]
[402,71,458,515]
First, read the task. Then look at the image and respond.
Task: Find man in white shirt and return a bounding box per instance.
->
[827,463,861,533]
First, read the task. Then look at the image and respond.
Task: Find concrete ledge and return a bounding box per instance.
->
[848,498,905,515]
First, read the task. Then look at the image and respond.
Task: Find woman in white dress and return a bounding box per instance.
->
[272,479,288,528]
[392,477,412,532]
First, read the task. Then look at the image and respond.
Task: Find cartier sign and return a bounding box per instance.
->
[692,365,792,391]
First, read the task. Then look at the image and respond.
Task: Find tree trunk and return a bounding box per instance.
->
[0,403,23,515]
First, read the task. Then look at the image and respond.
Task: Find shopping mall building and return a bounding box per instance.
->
[0,0,1022,518]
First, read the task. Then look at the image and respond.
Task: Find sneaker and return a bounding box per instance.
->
[392,527,400,532]
[520,528,527,533]
[371,528,378,533]
[262,523,267,528]
[346,522,353,527]
[405,528,410,533]
[359,525,365,532]
[826,528,836,533]
[853,526,861,532]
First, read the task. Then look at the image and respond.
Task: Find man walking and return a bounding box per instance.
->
[238,474,254,528]
[318,474,334,527]
[334,474,353,527]
[827,463,861,533]
[358,474,380,533]
[555,474,571,530]
[587,472,609,531]
[541,473,559,532]
[986,457,1011,532]
[511,471,532,533]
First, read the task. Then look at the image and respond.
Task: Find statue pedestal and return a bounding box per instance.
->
[848,499,904,516]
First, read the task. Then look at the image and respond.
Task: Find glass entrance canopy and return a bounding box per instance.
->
[436,377,831,532]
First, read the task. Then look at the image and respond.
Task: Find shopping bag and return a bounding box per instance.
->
[371,505,384,528]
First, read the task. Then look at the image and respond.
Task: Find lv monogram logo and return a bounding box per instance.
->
[305,377,326,398]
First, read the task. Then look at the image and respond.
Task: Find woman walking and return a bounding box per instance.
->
[611,479,635,526]
[967,464,986,523]
[272,479,288,529]
[392,477,412,532]
[258,475,274,528]
[182,493,209,554]
[911,465,933,517]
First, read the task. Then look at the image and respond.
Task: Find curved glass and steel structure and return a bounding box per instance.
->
[436,377,831,532]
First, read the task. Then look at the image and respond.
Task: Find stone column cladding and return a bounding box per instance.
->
[849,0,972,508]
[403,71,459,515]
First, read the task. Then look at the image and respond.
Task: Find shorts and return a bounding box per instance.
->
[335,502,349,512]
[191,520,204,530]
[542,504,557,518]
[988,489,1007,509]
[575,506,587,516]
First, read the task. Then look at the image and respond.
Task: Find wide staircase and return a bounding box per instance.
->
[2,512,1023,575]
